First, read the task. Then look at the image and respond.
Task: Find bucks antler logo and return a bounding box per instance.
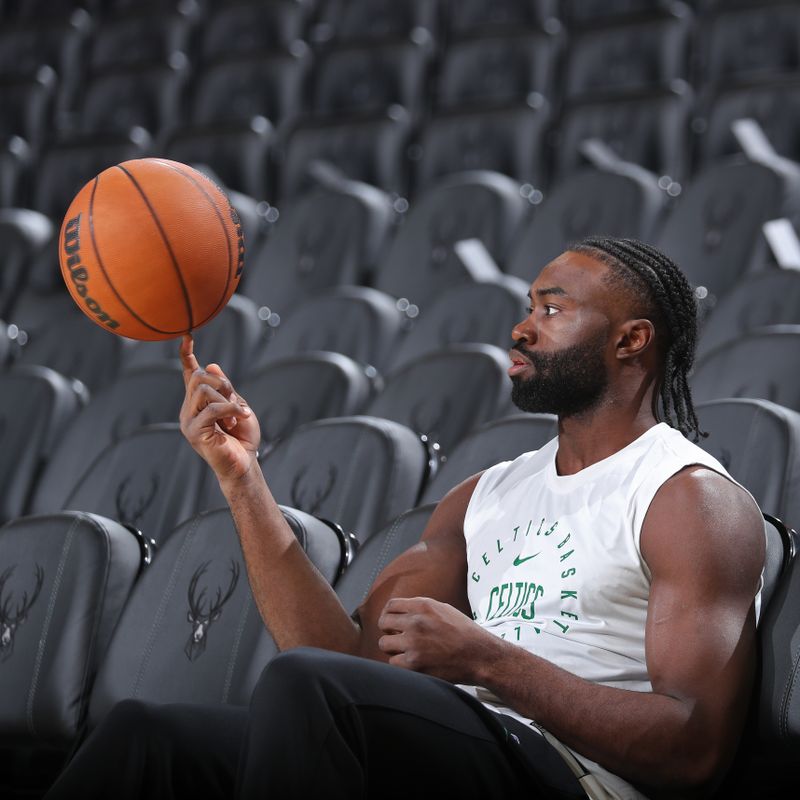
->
[0,565,44,662]
[185,560,240,661]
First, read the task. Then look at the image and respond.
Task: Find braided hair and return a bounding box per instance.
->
[571,236,705,442]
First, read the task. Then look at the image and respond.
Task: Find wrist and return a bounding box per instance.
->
[470,629,510,687]
[218,452,263,498]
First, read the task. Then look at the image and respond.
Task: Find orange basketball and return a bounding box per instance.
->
[59,158,245,341]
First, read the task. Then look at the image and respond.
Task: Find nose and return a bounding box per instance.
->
[512,314,536,345]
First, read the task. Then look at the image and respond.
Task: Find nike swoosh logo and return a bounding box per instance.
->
[513,552,540,566]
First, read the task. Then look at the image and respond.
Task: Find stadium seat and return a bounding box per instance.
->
[278,106,412,199]
[256,286,404,374]
[435,30,560,110]
[0,364,84,522]
[29,363,186,516]
[200,1,310,63]
[364,344,513,459]
[562,0,676,26]
[0,511,141,798]
[201,416,428,542]
[0,207,53,320]
[562,6,692,100]
[0,67,57,147]
[506,165,666,280]
[335,503,436,615]
[238,352,373,445]
[691,326,800,411]
[188,47,310,128]
[656,157,800,304]
[124,293,263,383]
[696,398,800,533]
[443,0,559,36]
[76,58,189,138]
[554,84,692,184]
[310,37,433,118]
[61,423,209,547]
[697,270,800,359]
[161,117,273,201]
[420,413,558,504]
[373,171,529,309]
[414,101,551,193]
[243,180,395,317]
[17,310,137,393]
[87,505,342,725]
[385,277,527,372]
[0,136,30,207]
[315,0,439,43]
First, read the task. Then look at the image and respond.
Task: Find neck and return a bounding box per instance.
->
[553,375,659,476]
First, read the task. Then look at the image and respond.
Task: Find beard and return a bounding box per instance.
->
[510,330,610,418]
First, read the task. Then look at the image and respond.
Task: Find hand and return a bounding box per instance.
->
[377,597,501,684]
[179,335,261,483]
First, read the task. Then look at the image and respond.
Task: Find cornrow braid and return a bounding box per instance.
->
[571,236,706,442]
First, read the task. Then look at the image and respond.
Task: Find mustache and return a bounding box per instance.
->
[512,341,536,361]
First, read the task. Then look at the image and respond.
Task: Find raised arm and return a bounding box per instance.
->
[178,336,476,659]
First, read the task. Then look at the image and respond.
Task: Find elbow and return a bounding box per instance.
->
[656,740,730,793]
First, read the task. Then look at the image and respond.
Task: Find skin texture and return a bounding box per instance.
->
[179,251,764,796]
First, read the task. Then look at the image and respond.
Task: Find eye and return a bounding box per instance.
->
[543,305,559,316]
[525,305,533,315]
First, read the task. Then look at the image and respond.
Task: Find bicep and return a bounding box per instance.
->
[355,473,482,661]
[642,468,765,764]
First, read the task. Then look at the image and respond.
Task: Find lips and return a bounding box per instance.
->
[508,350,532,377]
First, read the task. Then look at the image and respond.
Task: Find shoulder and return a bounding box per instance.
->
[642,466,765,590]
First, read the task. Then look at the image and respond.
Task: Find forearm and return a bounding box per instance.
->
[476,639,715,790]
[220,458,361,655]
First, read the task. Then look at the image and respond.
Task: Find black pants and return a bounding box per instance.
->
[45,648,586,799]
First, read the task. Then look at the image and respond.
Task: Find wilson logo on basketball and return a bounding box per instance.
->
[62,213,121,330]
[230,206,245,277]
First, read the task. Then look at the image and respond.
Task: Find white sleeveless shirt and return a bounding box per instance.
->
[459,423,761,800]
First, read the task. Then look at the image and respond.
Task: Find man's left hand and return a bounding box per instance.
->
[377,597,499,684]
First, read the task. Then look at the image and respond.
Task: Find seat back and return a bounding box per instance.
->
[319,0,438,43]
[444,0,558,36]
[0,208,53,319]
[695,398,800,532]
[88,505,342,725]
[421,413,557,504]
[0,67,56,146]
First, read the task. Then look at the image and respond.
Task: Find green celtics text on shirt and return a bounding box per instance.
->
[470,517,580,639]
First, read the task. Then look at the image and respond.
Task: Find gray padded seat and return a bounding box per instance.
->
[336,504,436,615]
[555,85,692,183]
[243,182,394,317]
[0,136,29,208]
[0,365,84,522]
[77,59,188,138]
[691,327,800,412]
[0,67,56,147]
[189,48,310,128]
[0,208,53,319]
[414,102,551,194]
[444,0,559,35]
[563,0,679,26]
[373,171,529,310]
[202,416,427,542]
[257,286,403,373]
[563,8,692,100]
[697,271,800,359]
[421,413,558,504]
[317,0,439,43]
[311,38,433,118]
[30,364,186,515]
[435,31,560,110]
[695,398,800,532]
[698,77,800,168]
[365,344,514,458]
[17,309,137,393]
[30,129,151,221]
[506,167,666,281]
[124,294,263,383]
[200,1,310,62]
[240,352,372,445]
[162,118,273,201]
[278,107,412,200]
[386,277,528,372]
[656,158,800,303]
[63,424,209,547]
[87,505,342,726]
[0,513,140,791]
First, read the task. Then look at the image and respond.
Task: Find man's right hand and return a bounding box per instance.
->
[179,334,261,484]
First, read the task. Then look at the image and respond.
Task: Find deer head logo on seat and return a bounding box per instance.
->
[290,463,337,516]
[0,564,44,662]
[185,560,240,662]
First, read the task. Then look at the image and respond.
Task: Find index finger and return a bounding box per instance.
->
[180,334,200,387]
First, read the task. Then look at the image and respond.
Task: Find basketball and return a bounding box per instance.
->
[58,158,245,341]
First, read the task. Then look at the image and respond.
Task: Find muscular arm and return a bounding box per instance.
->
[179,335,476,658]
[453,467,765,792]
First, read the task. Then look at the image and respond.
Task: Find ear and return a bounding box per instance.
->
[615,319,656,360]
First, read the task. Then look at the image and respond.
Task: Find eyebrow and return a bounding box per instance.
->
[528,286,567,299]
